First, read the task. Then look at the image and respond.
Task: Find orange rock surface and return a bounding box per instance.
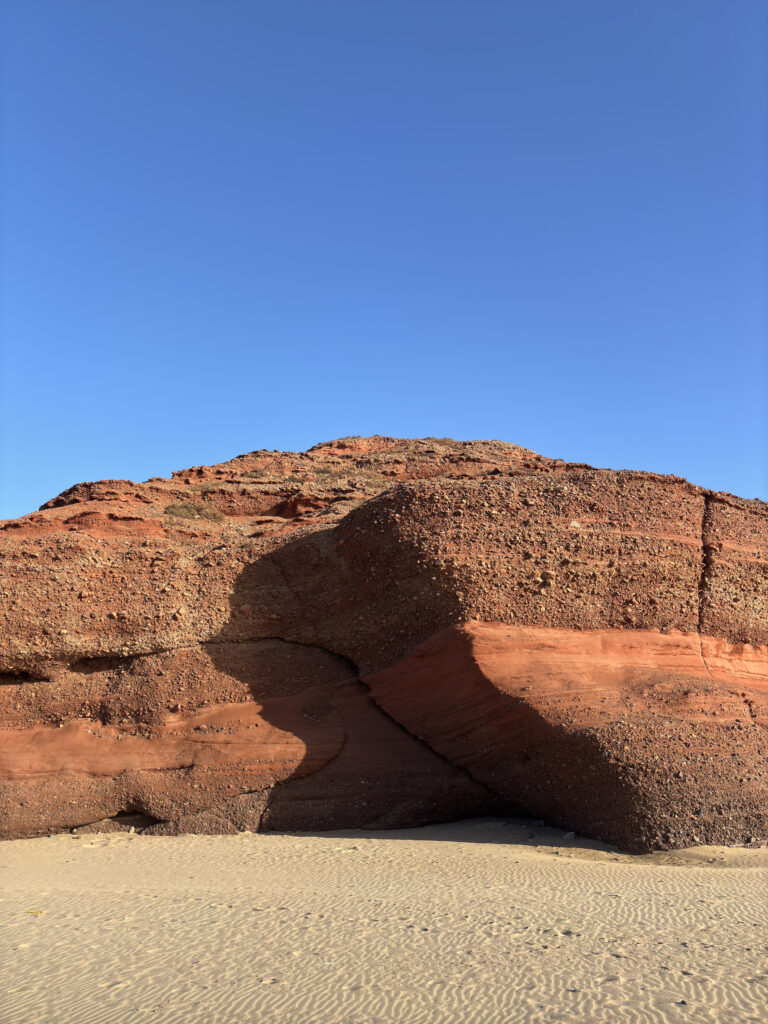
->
[1,437,766,848]
[366,623,768,852]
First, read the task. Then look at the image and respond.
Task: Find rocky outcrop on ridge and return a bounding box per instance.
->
[1,437,766,849]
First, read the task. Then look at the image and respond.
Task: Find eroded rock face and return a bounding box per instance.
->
[0,437,766,848]
[366,623,768,853]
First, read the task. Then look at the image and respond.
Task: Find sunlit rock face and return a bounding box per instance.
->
[1,437,766,850]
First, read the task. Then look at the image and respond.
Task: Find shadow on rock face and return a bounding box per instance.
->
[157,491,768,850]
[194,516,506,836]
[364,621,768,852]
[6,474,765,849]
[0,498,501,840]
[210,493,472,673]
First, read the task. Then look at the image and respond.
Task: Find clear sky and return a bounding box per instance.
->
[1,1,766,519]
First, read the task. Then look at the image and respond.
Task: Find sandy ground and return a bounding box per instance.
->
[1,818,766,1024]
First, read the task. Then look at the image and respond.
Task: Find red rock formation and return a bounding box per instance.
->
[366,623,768,852]
[0,437,765,848]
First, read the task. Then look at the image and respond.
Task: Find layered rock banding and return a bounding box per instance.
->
[1,437,766,850]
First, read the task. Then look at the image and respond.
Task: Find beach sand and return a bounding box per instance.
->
[1,818,766,1024]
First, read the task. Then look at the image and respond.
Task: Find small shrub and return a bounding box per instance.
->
[354,470,388,486]
[165,501,224,523]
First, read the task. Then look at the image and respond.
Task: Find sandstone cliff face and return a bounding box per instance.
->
[1,437,766,849]
[367,623,768,853]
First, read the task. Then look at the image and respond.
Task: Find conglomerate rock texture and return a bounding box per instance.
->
[1,437,766,850]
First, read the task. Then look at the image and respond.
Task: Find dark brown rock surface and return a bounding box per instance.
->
[1,437,766,848]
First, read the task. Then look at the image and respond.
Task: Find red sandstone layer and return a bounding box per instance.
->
[367,623,768,851]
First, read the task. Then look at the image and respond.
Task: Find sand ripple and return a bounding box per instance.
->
[1,819,766,1023]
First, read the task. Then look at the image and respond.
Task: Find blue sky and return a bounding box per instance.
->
[1,1,766,519]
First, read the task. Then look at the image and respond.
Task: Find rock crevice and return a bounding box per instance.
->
[698,492,715,632]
